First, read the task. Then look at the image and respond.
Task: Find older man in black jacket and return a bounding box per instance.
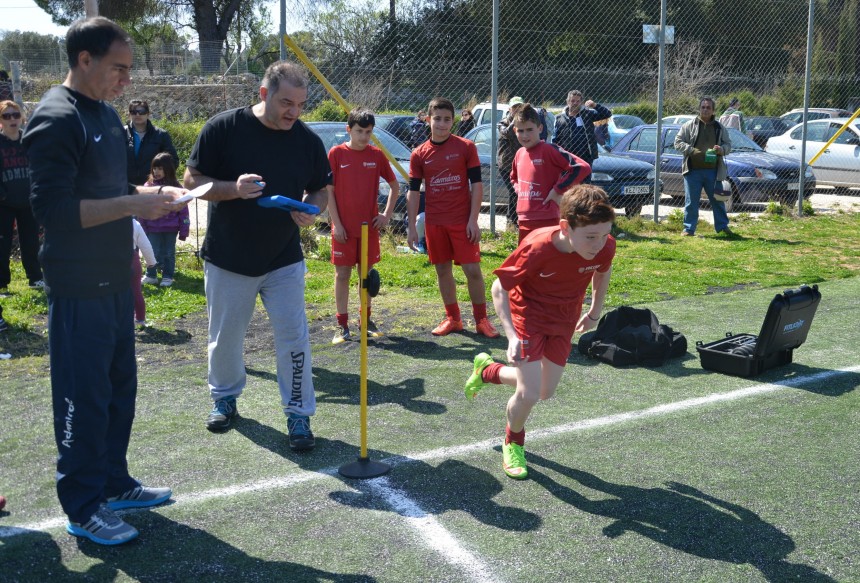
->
[552,89,611,182]
[125,100,178,185]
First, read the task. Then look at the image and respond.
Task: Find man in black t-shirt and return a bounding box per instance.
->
[24,17,183,546]
[184,62,330,450]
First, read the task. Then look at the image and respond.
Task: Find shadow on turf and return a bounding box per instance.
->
[329,458,542,532]
[526,454,836,582]
[57,513,373,581]
[374,334,504,360]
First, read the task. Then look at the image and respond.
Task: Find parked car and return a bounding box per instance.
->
[745,116,791,148]
[605,114,646,150]
[661,114,697,125]
[765,117,860,189]
[373,114,414,146]
[780,108,852,126]
[464,124,659,216]
[305,121,421,230]
[471,102,556,138]
[610,124,815,210]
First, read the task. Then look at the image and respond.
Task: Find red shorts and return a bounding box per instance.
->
[518,328,574,367]
[331,229,381,267]
[518,218,559,244]
[425,223,481,265]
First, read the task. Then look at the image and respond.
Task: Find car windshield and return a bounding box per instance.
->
[307,123,412,160]
[614,115,645,129]
[727,128,762,151]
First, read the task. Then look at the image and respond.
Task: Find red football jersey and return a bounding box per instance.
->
[494,226,616,336]
[511,142,589,222]
[329,143,396,235]
[409,135,481,226]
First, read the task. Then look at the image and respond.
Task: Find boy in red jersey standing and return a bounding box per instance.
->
[407,97,499,338]
[511,104,591,242]
[328,109,400,343]
[464,185,617,479]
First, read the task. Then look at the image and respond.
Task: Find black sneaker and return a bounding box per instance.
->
[206,396,238,432]
[366,320,383,338]
[331,326,351,345]
[66,504,138,546]
[287,413,315,451]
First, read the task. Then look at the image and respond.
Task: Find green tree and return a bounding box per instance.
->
[0,30,65,75]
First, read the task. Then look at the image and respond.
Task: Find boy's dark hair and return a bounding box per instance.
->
[513,103,542,127]
[347,108,375,129]
[149,152,179,186]
[66,17,131,68]
[560,185,616,228]
[427,97,455,117]
[128,99,149,114]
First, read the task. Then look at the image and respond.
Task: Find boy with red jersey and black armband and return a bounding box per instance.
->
[407,97,499,338]
[511,103,591,243]
[464,185,616,480]
[327,108,399,344]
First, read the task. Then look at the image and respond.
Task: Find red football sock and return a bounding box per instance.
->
[482,362,504,385]
[444,303,461,321]
[505,425,526,446]
[336,313,348,328]
[472,302,487,321]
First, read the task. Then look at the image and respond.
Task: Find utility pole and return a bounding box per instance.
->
[85,0,98,17]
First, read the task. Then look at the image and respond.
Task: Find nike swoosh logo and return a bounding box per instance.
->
[539,272,556,278]
[340,164,350,168]
[426,159,434,164]
[94,135,102,142]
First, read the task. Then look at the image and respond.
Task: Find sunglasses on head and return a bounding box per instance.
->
[1,111,22,120]
[131,109,148,115]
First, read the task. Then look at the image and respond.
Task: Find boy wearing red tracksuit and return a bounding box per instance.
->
[464,185,616,480]
[407,97,499,338]
[511,104,590,242]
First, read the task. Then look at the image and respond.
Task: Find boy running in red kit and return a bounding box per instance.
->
[511,103,590,243]
[328,108,399,343]
[407,97,499,338]
[464,185,616,479]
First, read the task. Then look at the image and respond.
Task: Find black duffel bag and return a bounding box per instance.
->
[577,306,687,367]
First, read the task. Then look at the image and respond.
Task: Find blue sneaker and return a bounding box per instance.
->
[67,504,139,546]
[287,413,315,451]
[106,485,172,510]
[206,396,238,432]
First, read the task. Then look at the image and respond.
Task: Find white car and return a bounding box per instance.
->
[765,118,860,189]
[471,102,556,137]
[661,114,697,125]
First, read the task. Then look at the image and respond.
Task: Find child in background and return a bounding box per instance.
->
[327,108,399,344]
[132,218,157,327]
[464,185,616,479]
[407,97,499,338]
[139,153,189,287]
[511,103,591,243]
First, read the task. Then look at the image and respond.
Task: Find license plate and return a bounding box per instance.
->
[623,185,650,195]
[788,182,799,190]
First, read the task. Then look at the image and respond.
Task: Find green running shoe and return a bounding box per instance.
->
[502,441,528,479]
[464,352,495,399]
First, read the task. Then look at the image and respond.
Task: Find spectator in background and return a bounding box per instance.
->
[408,110,429,148]
[124,100,178,186]
[552,90,611,181]
[498,100,525,228]
[456,108,475,137]
[674,96,733,236]
[719,97,746,133]
[139,152,188,288]
[131,218,157,327]
[0,70,12,101]
[0,100,44,290]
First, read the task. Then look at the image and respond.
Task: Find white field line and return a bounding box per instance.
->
[367,476,498,583]
[3,364,858,552]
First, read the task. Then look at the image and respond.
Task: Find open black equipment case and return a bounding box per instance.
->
[696,285,821,377]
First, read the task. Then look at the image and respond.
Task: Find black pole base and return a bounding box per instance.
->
[338,457,391,479]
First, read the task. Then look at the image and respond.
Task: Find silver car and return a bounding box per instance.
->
[765,118,860,190]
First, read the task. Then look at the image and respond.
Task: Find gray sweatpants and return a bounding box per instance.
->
[204,260,316,417]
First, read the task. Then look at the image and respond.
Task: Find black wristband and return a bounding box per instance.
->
[587,313,599,322]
